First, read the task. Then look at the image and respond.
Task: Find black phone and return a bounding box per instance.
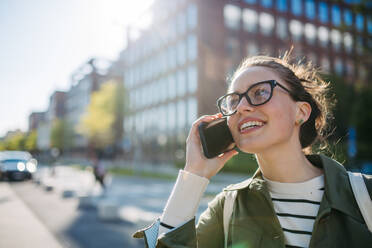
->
[198,118,235,159]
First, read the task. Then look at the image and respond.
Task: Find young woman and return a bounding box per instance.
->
[134,53,372,247]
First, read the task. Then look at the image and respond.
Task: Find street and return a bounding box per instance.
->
[0,165,246,248]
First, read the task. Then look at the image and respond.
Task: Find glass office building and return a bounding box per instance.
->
[123,0,372,164]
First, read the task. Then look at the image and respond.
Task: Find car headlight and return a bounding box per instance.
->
[26,161,37,173]
[17,162,26,172]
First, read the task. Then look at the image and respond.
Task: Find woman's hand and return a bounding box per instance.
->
[184,113,238,179]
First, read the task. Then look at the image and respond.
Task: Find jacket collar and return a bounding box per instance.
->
[224,154,364,222]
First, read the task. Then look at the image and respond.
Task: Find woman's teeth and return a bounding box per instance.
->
[240,121,264,131]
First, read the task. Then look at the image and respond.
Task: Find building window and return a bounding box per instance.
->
[187,4,197,30]
[187,97,197,127]
[246,42,259,56]
[259,12,275,36]
[356,14,364,32]
[291,0,302,16]
[289,20,303,41]
[334,57,343,75]
[343,32,353,53]
[187,34,197,61]
[318,26,329,47]
[321,57,330,72]
[226,37,240,59]
[170,46,177,69]
[161,105,168,133]
[177,40,187,66]
[261,0,273,8]
[330,29,342,50]
[187,65,198,93]
[276,17,287,40]
[368,18,372,34]
[319,2,328,23]
[167,103,176,132]
[152,83,158,104]
[177,100,186,130]
[304,23,316,44]
[168,74,177,99]
[356,36,363,54]
[305,0,315,20]
[136,112,144,134]
[346,60,354,77]
[177,12,187,35]
[177,70,187,97]
[331,5,341,26]
[224,4,241,30]
[277,0,287,12]
[242,9,258,32]
[162,79,168,102]
[343,9,353,27]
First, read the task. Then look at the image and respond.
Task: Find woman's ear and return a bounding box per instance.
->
[295,101,312,125]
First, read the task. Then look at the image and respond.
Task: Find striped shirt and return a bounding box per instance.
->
[262,174,325,248]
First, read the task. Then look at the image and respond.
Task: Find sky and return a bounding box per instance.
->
[0,0,153,137]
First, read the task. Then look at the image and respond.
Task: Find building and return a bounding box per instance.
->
[64,58,107,150]
[122,0,372,164]
[36,91,66,150]
[28,112,45,132]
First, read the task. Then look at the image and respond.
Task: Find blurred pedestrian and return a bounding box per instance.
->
[92,152,106,189]
[134,51,372,247]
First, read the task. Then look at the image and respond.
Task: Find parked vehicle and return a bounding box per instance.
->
[0,151,38,181]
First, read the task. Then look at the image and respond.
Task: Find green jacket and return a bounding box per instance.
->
[134,154,372,247]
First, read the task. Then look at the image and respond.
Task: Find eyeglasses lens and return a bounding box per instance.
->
[248,82,272,105]
[220,82,272,115]
[220,94,240,115]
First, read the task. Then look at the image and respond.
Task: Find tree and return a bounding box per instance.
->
[77,80,124,153]
[4,131,26,150]
[352,86,372,161]
[24,130,38,152]
[50,118,73,153]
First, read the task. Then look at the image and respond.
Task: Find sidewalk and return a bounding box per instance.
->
[0,182,63,248]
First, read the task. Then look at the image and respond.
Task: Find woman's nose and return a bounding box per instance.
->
[236,96,255,113]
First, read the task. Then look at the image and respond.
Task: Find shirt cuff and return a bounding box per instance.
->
[160,169,209,233]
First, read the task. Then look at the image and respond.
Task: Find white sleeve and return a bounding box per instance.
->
[159,169,209,234]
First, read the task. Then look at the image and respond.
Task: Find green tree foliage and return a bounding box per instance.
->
[50,119,73,153]
[0,140,6,151]
[325,74,372,163]
[77,80,124,150]
[24,130,38,152]
[3,131,26,150]
[352,86,372,160]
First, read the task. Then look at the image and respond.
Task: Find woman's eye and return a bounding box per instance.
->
[254,88,268,97]
[229,97,239,107]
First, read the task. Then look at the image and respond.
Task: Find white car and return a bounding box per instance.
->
[0,151,38,181]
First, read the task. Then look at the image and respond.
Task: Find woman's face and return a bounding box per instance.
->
[227,66,299,154]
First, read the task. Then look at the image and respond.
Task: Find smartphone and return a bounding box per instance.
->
[198,118,235,159]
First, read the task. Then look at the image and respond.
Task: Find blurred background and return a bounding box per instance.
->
[0,0,371,247]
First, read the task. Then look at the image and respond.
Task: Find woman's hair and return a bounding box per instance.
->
[230,50,334,153]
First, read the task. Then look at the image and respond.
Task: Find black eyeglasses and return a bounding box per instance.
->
[217,80,293,116]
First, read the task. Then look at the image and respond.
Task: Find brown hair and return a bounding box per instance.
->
[230,51,334,153]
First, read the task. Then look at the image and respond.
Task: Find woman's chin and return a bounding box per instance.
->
[236,140,266,154]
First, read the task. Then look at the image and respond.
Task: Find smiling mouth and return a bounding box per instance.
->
[239,121,265,132]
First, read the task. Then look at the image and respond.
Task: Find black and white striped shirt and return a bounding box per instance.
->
[263,174,325,248]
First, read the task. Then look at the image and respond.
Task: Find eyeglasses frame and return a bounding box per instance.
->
[217,80,294,116]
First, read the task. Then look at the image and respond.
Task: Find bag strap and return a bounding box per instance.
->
[347,171,372,232]
[223,190,237,248]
